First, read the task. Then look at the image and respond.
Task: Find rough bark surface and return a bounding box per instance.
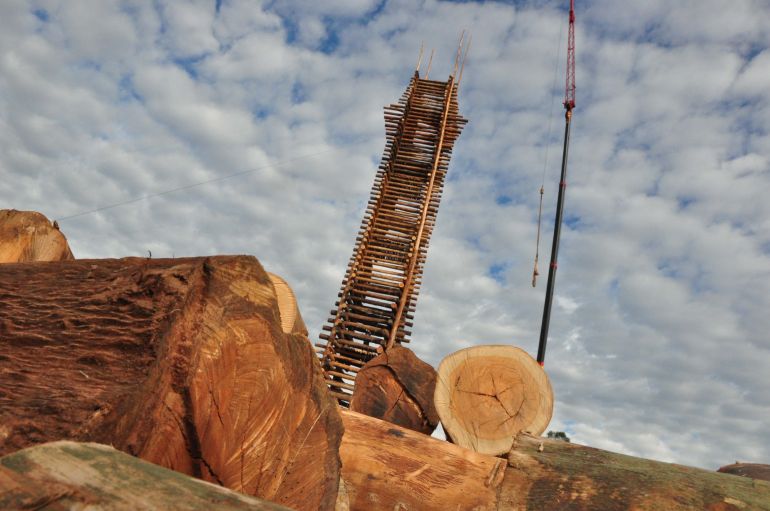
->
[349,345,438,434]
[0,256,342,511]
[718,463,770,482]
[434,345,553,455]
[0,210,73,263]
[0,441,291,510]
[338,411,770,510]
[339,409,505,511]
[501,433,770,510]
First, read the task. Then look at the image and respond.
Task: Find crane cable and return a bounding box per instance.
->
[533,18,564,287]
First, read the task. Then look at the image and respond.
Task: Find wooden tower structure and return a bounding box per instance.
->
[316,58,468,404]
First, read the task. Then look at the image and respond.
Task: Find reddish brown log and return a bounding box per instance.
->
[718,463,770,482]
[339,410,770,511]
[349,345,438,434]
[0,256,342,511]
[339,409,505,511]
[0,209,73,262]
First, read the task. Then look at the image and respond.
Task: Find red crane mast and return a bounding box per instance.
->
[537,0,576,365]
[564,0,576,110]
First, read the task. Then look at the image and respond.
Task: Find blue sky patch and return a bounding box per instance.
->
[33,8,49,22]
[488,262,510,283]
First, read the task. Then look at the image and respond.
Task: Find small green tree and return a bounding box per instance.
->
[546,431,570,442]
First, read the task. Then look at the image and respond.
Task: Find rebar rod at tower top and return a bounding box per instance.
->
[317,71,467,405]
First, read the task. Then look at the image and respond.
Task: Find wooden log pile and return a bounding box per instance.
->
[2,219,768,510]
[0,256,342,511]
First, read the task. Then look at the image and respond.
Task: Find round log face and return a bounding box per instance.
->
[435,345,553,455]
[350,346,438,435]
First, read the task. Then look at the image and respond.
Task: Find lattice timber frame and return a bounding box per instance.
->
[317,71,467,404]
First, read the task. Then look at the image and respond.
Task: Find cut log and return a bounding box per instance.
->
[338,410,770,510]
[339,409,505,511]
[500,433,770,510]
[434,345,554,455]
[349,345,439,434]
[0,441,290,510]
[0,209,74,262]
[268,272,308,336]
[0,256,342,511]
[718,463,770,482]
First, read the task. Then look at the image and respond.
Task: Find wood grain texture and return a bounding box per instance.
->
[0,210,73,263]
[338,412,770,510]
[350,345,438,434]
[339,409,506,511]
[0,256,342,511]
[268,272,308,336]
[434,345,553,455]
[0,441,290,510]
[500,433,770,510]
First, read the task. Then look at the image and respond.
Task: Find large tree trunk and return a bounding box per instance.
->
[339,409,505,511]
[0,256,342,511]
[0,441,291,510]
[339,409,770,511]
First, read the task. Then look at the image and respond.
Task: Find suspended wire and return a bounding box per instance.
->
[56,149,334,222]
[533,17,564,288]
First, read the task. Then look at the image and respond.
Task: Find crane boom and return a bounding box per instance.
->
[564,0,576,110]
[537,0,576,366]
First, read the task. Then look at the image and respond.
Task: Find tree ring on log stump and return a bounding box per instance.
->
[434,345,553,455]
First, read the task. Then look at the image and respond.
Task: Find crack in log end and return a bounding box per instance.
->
[180,388,223,485]
[386,428,405,438]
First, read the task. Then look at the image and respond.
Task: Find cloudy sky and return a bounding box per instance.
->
[2,0,769,470]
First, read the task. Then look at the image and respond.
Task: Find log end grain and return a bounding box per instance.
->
[350,345,439,434]
[434,345,553,455]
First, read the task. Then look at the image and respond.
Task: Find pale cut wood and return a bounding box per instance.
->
[338,411,770,510]
[0,209,74,263]
[0,441,290,510]
[349,345,439,434]
[434,345,553,455]
[268,272,308,336]
[339,409,506,511]
[0,256,342,511]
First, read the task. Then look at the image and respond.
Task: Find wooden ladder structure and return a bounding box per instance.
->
[316,70,467,404]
